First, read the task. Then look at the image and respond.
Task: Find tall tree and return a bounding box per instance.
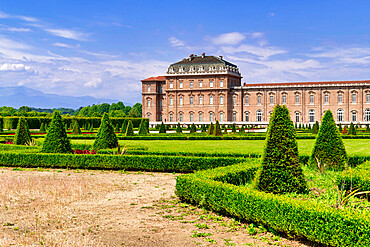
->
[42,111,72,153]
[93,113,118,150]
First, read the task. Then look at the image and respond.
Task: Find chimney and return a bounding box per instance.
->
[219,55,223,60]
[202,53,205,58]
[189,54,194,61]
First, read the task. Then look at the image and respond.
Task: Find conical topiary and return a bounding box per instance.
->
[125,120,134,136]
[42,111,72,153]
[14,117,31,145]
[159,122,166,133]
[190,123,196,134]
[93,113,118,150]
[121,120,128,135]
[71,120,82,134]
[240,125,245,133]
[255,105,307,194]
[201,125,206,132]
[348,122,356,135]
[207,122,214,135]
[176,122,182,133]
[338,123,342,133]
[312,121,319,134]
[39,123,46,132]
[138,119,148,135]
[311,110,347,171]
[231,123,236,133]
[145,119,150,134]
[214,121,222,136]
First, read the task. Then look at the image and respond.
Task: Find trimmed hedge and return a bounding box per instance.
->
[337,161,370,195]
[176,162,370,247]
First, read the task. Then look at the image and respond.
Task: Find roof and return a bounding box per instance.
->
[243,80,370,88]
[170,55,237,68]
[141,76,166,82]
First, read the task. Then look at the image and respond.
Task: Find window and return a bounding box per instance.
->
[170,97,173,106]
[295,112,300,123]
[257,95,261,105]
[199,96,203,105]
[170,113,173,122]
[365,109,370,121]
[233,96,236,105]
[190,113,194,122]
[270,95,274,104]
[179,82,183,89]
[210,81,214,88]
[199,81,203,88]
[309,109,315,122]
[220,96,224,105]
[179,113,183,122]
[337,109,344,122]
[295,95,300,104]
[352,93,357,103]
[220,112,224,122]
[190,81,193,89]
[282,95,287,104]
[210,112,214,122]
[232,112,236,122]
[170,82,173,89]
[147,99,151,107]
[147,114,150,121]
[324,94,329,104]
[179,97,183,105]
[352,112,357,122]
[367,94,370,103]
[310,95,314,104]
[220,80,223,88]
[160,100,162,108]
[199,113,203,122]
[147,86,150,92]
[338,93,343,104]
[190,97,193,105]
[210,96,213,105]
[159,87,162,93]
[256,110,262,122]
[245,96,249,105]
[245,112,249,122]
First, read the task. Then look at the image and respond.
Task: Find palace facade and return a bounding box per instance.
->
[142,54,370,125]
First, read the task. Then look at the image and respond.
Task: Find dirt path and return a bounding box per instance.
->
[0,168,313,246]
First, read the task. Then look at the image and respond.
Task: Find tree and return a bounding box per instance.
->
[311,110,347,171]
[42,111,72,153]
[312,121,319,134]
[138,119,148,135]
[121,119,128,135]
[255,105,307,194]
[201,125,207,132]
[13,117,31,145]
[338,123,342,133]
[348,122,356,135]
[214,121,222,136]
[240,125,245,133]
[207,122,214,135]
[71,120,82,134]
[125,120,134,136]
[129,107,140,118]
[93,113,118,150]
[231,123,236,133]
[176,122,182,133]
[159,122,166,133]
[190,123,197,134]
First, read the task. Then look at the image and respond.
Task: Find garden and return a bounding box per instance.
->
[0,109,370,246]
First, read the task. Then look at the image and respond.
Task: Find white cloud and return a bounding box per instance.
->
[209,32,246,45]
[45,28,87,41]
[53,42,75,48]
[0,10,38,22]
[222,44,287,60]
[169,37,185,47]
[0,26,32,32]
[0,63,31,71]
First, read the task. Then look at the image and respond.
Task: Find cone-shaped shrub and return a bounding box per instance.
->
[255,105,307,194]
[39,123,46,132]
[138,119,148,135]
[121,120,128,135]
[240,125,245,133]
[14,117,31,145]
[312,121,319,134]
[190,123,196,134]
[311,110,347,170]
[201,124,206,132]
[338,123,342,133]
[207,122,214,135]
[42,112,72,153]
[24,120,31,141]
[214,121,222,136]
[176,122,182,133]
[348,122,356,135]
[231,123,236,133]
[159,122,166,133]
[342,126,348,134]
[71,120,82,134]
[125,120,134,136]
[145,119,150,134]
[93,113,118,150]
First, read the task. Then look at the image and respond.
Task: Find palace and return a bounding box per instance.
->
[142,54,370,125]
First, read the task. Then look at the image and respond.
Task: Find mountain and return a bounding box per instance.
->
[0,86,128,109]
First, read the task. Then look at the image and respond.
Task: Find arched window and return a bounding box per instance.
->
[367,94,370,103]
[179,97,183,105]
[324,94,329,104]
[337,109,344,122]
[179,113,183,122]
[352,93,357,103]
[245,95,249,105]
[220,96,224,105]
[282,95,287,104]
[295,112,300,123]
[209,112,214,122]
[169,82,173,89]
[232,112,236,122]
[179,81,183,88]
[199,81,203,88]
[147,99,151,107]
[233,95,237,105]
[220,112,224,122]
[190,97,193,105]
[170,97,173,106]
[199,96,203,105]
[256,110,262,122]
[220,80,224,87]
[310,95,314,104]
[269,95,274,104]
[170,113,173,122]
[245,112,249,122]
[257,95,261,105]
[352,112,357,122]
[338,93,343,104]
[190,81,193,88]
[309,109,315,122]
[210,96,213,105]
[199,113,203,122]
[148,86,151,92]
[365,109,370,122]
[190,113,194,122]
[295,95,300,104]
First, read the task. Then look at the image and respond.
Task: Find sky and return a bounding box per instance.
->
[0,0,370,104]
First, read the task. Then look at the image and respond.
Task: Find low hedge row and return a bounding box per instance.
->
[0,152,244,172]
[337,161,370,194]
[175,162,370,247]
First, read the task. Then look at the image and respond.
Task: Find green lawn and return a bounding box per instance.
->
[71,139,370,156]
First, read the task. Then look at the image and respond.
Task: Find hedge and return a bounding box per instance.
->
[175,162,370,247]
[0,152,244,173]
[337,161,370,196]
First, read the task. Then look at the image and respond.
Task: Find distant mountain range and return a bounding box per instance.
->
[0,86,128,109]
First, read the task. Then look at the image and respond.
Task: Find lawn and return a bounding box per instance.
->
[71,139,370,156]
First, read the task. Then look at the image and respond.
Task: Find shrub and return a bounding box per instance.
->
[231,123,236,133]
[121,119,128,135]
[214,121,222,136]
[138,119,148,135]
[159,122,166,133]
[201,125,207,132]
[13,117,31,145]
[190,123,197,134]
[93,113,118,150]
[114,124,120,132]
[348,122,356,135]
[342,126,348,134]
[240,125,245,133]
[367,124,370,133]
[71,120,82,134]
[312,121,319,134]
[311,110,347,171]
[176,123,182,133]
[42,111,72,153]
[255,105,307,194]
[207,122,214,135]
[39,123,46,132]
[125,120,134,136]
[338,123,343,133]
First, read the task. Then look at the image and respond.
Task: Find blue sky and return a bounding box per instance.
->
[0,1,369,104]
